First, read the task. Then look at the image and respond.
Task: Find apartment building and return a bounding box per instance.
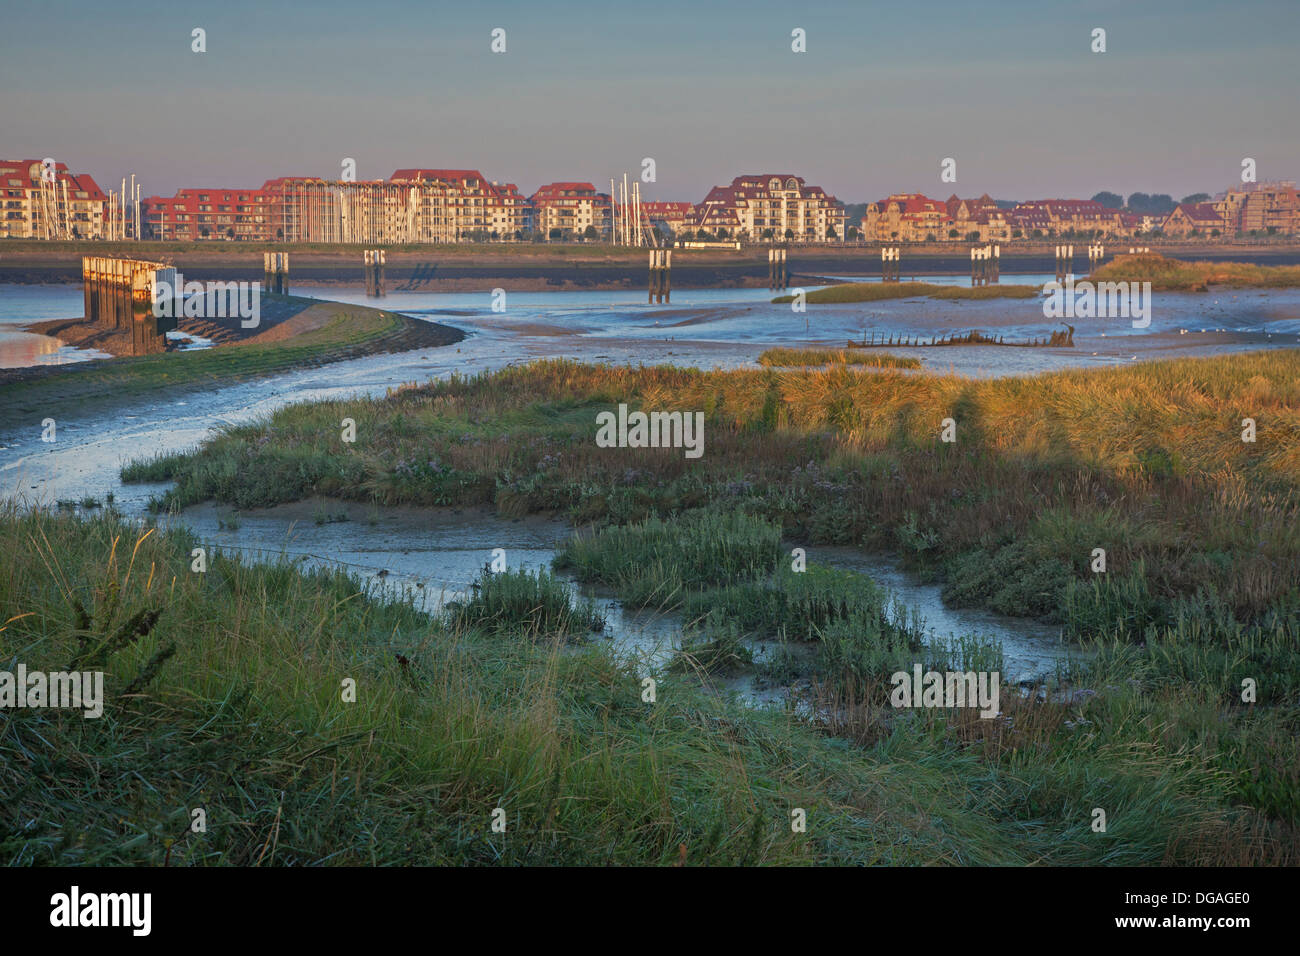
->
[945,194,1015,241]
[142,187,276,241]
[391,169,529,239]
[141,168,529,243]
[0,158,107,239]
[530,182,611,237]
[1010,199,1124,237]
[265,177,463,243]
[1212,182,1299,235]
[693,175,846,242]
[861,193,951,241]
[1162,202,1228,237]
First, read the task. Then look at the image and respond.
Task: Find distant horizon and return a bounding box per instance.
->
[3,0,1297,203]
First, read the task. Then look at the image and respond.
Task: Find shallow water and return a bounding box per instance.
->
[169,499,688,674]
[0,283,110,366]
[152,498,1069,691]
[6,279,1298,377]
[813,547,1069,682]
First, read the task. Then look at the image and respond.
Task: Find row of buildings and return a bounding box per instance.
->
[1,160,848,243]
[862,186,1300,242]
[4,156,1298,243]
[138,172,850,244]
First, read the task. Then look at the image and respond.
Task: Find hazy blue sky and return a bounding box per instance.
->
[2,0,1296,203]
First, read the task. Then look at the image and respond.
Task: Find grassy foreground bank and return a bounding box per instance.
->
[3,504,1295,864]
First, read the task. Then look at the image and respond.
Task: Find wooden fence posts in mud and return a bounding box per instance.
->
[971,245,1000,285]
[847,326,1074,349]
[768,247,789,291]
[881,246,901,282]
[1055,244,1074,284]
[81,256,177,355]
[649,249,671,303]
[263,253,290,295]
[364,249,387,297]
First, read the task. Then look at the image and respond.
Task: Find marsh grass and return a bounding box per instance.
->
[681,565,894,637]
[3,504,1296,864]
[1090,252,1300,291]
[127,351,1300,633]
[447,565,605,638]
[0,504,901,865]
[757,348,921,369]
[554,511,784,607]
[104,350,1300,857]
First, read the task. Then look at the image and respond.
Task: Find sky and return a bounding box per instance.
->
[1,0,1296,204]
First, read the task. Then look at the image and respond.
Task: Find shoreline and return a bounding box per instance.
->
[6,240,1300,291]
[0,296,465,415]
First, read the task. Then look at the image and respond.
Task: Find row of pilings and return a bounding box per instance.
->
[648,249,671,303]
[81,257,177,355]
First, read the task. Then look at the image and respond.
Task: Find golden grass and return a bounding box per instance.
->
[1090,252,1300,291]
[756,348,921,369]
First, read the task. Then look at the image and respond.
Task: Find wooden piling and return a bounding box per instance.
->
[768,247,789,291]
[264,252,289,295]
[364,249,386,297]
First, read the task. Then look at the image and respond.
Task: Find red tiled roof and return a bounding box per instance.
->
[1173,202,1223,223]
[391,168,485,184]
[530,182,604,203]
[640,202,694,215]
[0,159,105,199]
